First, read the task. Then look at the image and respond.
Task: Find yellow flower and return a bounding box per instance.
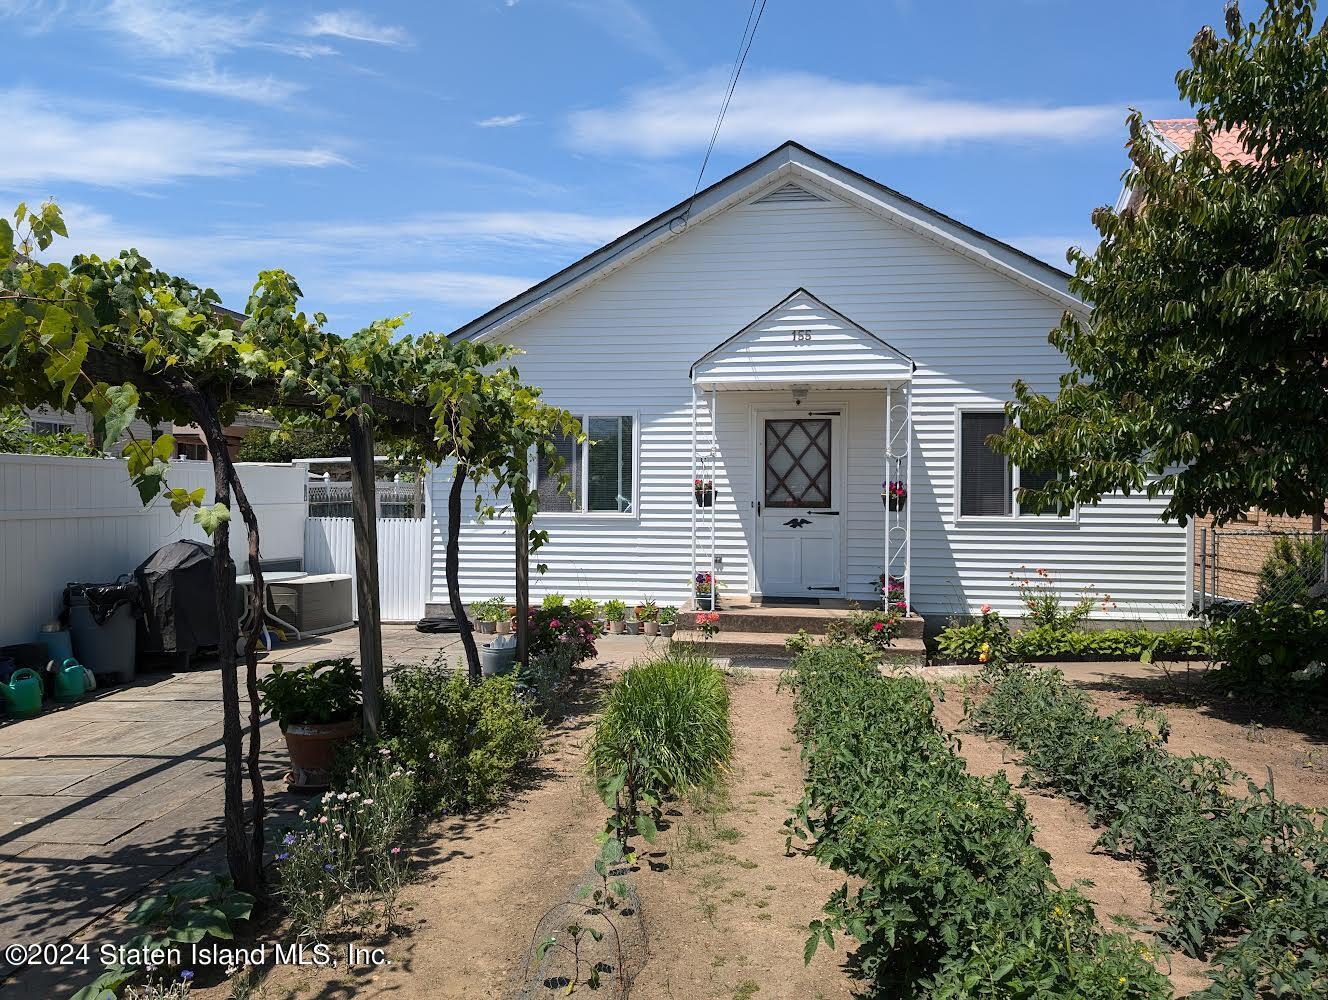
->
[1119,977,1127,985]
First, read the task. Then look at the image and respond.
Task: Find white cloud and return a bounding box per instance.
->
[569,71,1124,157]
[143,67,304,105]
[565,0,680,71]
[327,270,532,306]
[305,9,410,47]
[105,0,264,59]
[0,90,347,188]
[476,113,527,128]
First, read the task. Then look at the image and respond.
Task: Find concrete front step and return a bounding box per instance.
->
[674,631,927,668]
[698,608,924,639]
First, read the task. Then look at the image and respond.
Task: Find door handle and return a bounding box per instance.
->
[756,501,762,516]
[808,510,839,516]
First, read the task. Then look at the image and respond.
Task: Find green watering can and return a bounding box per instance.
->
[1,668,43,718]
[53,658,89,703]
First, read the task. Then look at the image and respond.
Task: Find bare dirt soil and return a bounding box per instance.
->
[222,668,856,1000]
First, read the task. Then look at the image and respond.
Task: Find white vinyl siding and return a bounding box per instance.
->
[430,183,1189,620]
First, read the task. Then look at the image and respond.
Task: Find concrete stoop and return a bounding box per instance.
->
[675,600,927,668]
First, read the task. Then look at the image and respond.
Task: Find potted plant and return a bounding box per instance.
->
[694,478,714,507]
[883,479,907,511]
[498,604,518,635]
[257,658,361,792]
[638,600,659,636]
[624,607,641,635]
[658,605,678,638]
[471,597,504,634]
[604,600,627,634]
[694,572,720,609]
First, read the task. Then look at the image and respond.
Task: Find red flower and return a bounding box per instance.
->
[871,622,885,632]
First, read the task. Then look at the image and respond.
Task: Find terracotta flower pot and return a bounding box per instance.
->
[477,620,496,634]
[609,620,625,634]
[495,618,511,635]
[282,718,360,792]
[643,621,659,636]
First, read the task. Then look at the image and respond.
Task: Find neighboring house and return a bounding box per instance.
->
[431,142,1190,621]
[1121,119,1324,601]
[21,405,275,461]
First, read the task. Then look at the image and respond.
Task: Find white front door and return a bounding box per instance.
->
[756,411,843,597]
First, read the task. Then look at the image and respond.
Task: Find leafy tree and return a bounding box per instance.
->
[235,426,348,463]
[997,0,1328,526]
[0,404,101,457]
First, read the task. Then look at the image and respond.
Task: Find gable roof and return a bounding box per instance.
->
[691,288,914,390]
[449,141,1082,343]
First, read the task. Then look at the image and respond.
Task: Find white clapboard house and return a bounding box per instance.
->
[433,142,1190,624]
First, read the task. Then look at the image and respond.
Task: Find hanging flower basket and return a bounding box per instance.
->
[694,478,714,508]
[883,480,906,512]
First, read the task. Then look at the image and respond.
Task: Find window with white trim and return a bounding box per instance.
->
[537,415,635,514]
[958,410,1063,518]
[29,415,75,436]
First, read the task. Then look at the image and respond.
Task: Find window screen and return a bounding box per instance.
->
[959,412,1011,517]
[1018,466,1058,515]
[537,428,582,512]
[587,416,633,513]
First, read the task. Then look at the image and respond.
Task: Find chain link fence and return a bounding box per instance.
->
[1196,527,1328,612]
[307,482,423,519]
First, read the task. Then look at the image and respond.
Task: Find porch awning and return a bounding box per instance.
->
[690,288,914,391]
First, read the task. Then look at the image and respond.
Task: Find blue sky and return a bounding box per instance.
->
[2,0,1215,335]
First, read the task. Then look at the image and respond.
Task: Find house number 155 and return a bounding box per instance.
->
[791,330,812,343]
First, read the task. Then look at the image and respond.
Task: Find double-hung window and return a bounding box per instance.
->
[958,410,1065,519]
[537,414,635,514]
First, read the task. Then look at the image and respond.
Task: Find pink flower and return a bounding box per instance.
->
[550,619,561,629]
[871,622,885,632]
[980,603,991,614]
[390,847,401,855]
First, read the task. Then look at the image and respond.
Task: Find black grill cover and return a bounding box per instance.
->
[134,540,220,656]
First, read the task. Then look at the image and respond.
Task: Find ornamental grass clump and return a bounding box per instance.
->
[787,644,1170,999]
[588,651,732,845]
[972,664,1328,998]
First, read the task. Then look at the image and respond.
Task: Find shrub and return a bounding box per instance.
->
[934,616,1213,664]
[1012,565,1108,629]
[1256,535,1326,605]
[469,596,508,623]
[934,606,1012,660]
[824,607,899,652]
[1214,601,1328,693]
[788,645,1169,998]
[0,406,102,457]
[257,658,360,728]
[368,661,543,813]
[588,650,732,814]
[526,603,598,666]
[274,748,416,938]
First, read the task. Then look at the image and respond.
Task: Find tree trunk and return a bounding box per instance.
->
[191,397,259,893]
[224,459,267,879]
[515,516,530,668]
[447,462,481,680]
[348,411,384,737]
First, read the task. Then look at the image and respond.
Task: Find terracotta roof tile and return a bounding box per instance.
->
[1148,118,1259,166]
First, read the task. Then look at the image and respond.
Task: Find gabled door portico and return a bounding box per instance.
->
[689,289,914,609]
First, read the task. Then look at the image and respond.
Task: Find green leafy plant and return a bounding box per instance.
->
[1256,536,1327,605]
[363,659,543,813]
[256,658,361,729]
[636,599,659,622]
[73,875,255,1000]
[657,605,678,626]
[603,599,627,623]
[1012,566,1107,630]
[1211,601,1328,695]
[972,663,1328,996]
[824,607,899,652]
[0,404,102,456]
[541,592,567,611]
[786,645,1170,999]
[567,597,599,620]
[469,596,509,624]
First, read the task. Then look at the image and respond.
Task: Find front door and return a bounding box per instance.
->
[756,412,842,597]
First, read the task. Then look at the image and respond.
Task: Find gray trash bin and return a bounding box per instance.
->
[64,580,139,683]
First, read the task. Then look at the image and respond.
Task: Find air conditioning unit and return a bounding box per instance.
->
[267,574,354,636]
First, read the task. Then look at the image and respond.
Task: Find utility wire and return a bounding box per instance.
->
[679,0,770,227]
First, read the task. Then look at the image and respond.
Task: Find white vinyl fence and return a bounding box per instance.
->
[304,515,429,623]
[0,455,307,646]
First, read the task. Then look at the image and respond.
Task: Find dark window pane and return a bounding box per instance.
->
[587,416,633,512]
[765,418,831,508]
[1018,466,1058,515]
[538,427,582,512]
[960,412,1010,517]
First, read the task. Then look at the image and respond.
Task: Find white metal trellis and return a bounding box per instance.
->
[882,384,912,611]
[689,384,719,611]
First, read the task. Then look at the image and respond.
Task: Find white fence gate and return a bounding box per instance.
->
[303,517,429,623]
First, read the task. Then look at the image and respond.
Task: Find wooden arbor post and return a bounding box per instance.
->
[349,402,384,737]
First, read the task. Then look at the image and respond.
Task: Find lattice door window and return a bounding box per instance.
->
[765,418,831,508]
